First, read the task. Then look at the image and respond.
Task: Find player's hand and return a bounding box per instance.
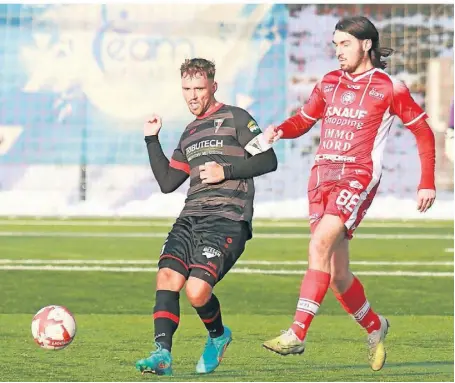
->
[263,124,283,144]
[417,189,436,213]
[144,114,162,136]
[199,161,225,184]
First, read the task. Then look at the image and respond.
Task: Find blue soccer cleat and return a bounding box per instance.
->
[135,343,173,376]
[196,326,232,374]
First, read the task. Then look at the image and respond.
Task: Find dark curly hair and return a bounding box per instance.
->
[335,16,394,69]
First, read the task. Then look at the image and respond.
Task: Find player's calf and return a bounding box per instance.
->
[188,278,231,373]
[333,276,389,370]
[333,276,382,334]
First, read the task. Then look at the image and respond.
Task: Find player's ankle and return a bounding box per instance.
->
[290,322,307,341]
[365,315,382,333]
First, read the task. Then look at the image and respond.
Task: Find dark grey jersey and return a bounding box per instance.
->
[170,104,262,223]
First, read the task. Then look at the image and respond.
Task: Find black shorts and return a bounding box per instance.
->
[158,215,250,286]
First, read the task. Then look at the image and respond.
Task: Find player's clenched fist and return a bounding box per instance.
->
[144,114,162,136]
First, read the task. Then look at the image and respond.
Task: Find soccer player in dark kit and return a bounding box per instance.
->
[135,58,278,376]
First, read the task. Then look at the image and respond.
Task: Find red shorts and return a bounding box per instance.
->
[307,166,379,239]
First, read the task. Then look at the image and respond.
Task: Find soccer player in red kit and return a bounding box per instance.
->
[261,16,436,371]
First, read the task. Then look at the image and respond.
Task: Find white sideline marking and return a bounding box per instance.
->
[0,231,452,240]
[0,219,451,229]
[0,259,452,266]
[0,265,452,277]
[445,248,454,253]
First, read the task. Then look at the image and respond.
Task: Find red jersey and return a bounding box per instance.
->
[279,67,435,190]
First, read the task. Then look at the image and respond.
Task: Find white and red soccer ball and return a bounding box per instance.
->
[31,305,76,350]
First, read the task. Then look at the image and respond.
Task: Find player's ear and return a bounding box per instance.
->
[363,39,372,53]
[212,81,218,94]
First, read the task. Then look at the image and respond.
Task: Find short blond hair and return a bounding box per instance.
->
[180,58,216,80]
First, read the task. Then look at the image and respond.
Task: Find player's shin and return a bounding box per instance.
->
[194,293,224,337]
[334,276,381,333]
[291,269,331,340]
[153,290,180,351]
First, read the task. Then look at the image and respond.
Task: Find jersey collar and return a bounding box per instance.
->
[196,102,225,120]
[344,68,378,82]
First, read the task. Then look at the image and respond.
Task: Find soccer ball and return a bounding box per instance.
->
[31,305,76,350]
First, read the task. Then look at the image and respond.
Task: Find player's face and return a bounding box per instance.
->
[181,72,217,117]
[333,30,368,73]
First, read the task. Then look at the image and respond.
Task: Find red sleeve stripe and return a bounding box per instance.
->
[170,159,190,174]
[153,311,180,324]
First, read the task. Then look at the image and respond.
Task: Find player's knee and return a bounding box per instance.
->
[309,236,332,260]
[185,279,212,307]
[156,268,185,291]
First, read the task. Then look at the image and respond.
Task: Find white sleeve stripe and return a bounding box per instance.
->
[404,112,427,126]
[300,108,317,121]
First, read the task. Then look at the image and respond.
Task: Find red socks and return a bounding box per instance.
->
[334,277,381,333]
[290,271,381,341]
[290,269,331,340]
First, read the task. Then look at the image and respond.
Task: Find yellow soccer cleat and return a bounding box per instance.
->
[367,315,390,371]
[262,329,306,356]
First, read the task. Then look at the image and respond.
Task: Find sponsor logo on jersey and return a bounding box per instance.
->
[315,154,356,163]
[347,84,361,90]
[324,107,367,130]
[369,88,385,100]
[186,140,223,155]
[341,91,356,105]
[323,84,335,93]
[185,139,224,160]
[326,106,368,119]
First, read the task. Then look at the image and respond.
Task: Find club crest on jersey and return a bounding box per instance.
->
[214,118,224,133]
[247,119,261,134]
[341,91,356,105]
